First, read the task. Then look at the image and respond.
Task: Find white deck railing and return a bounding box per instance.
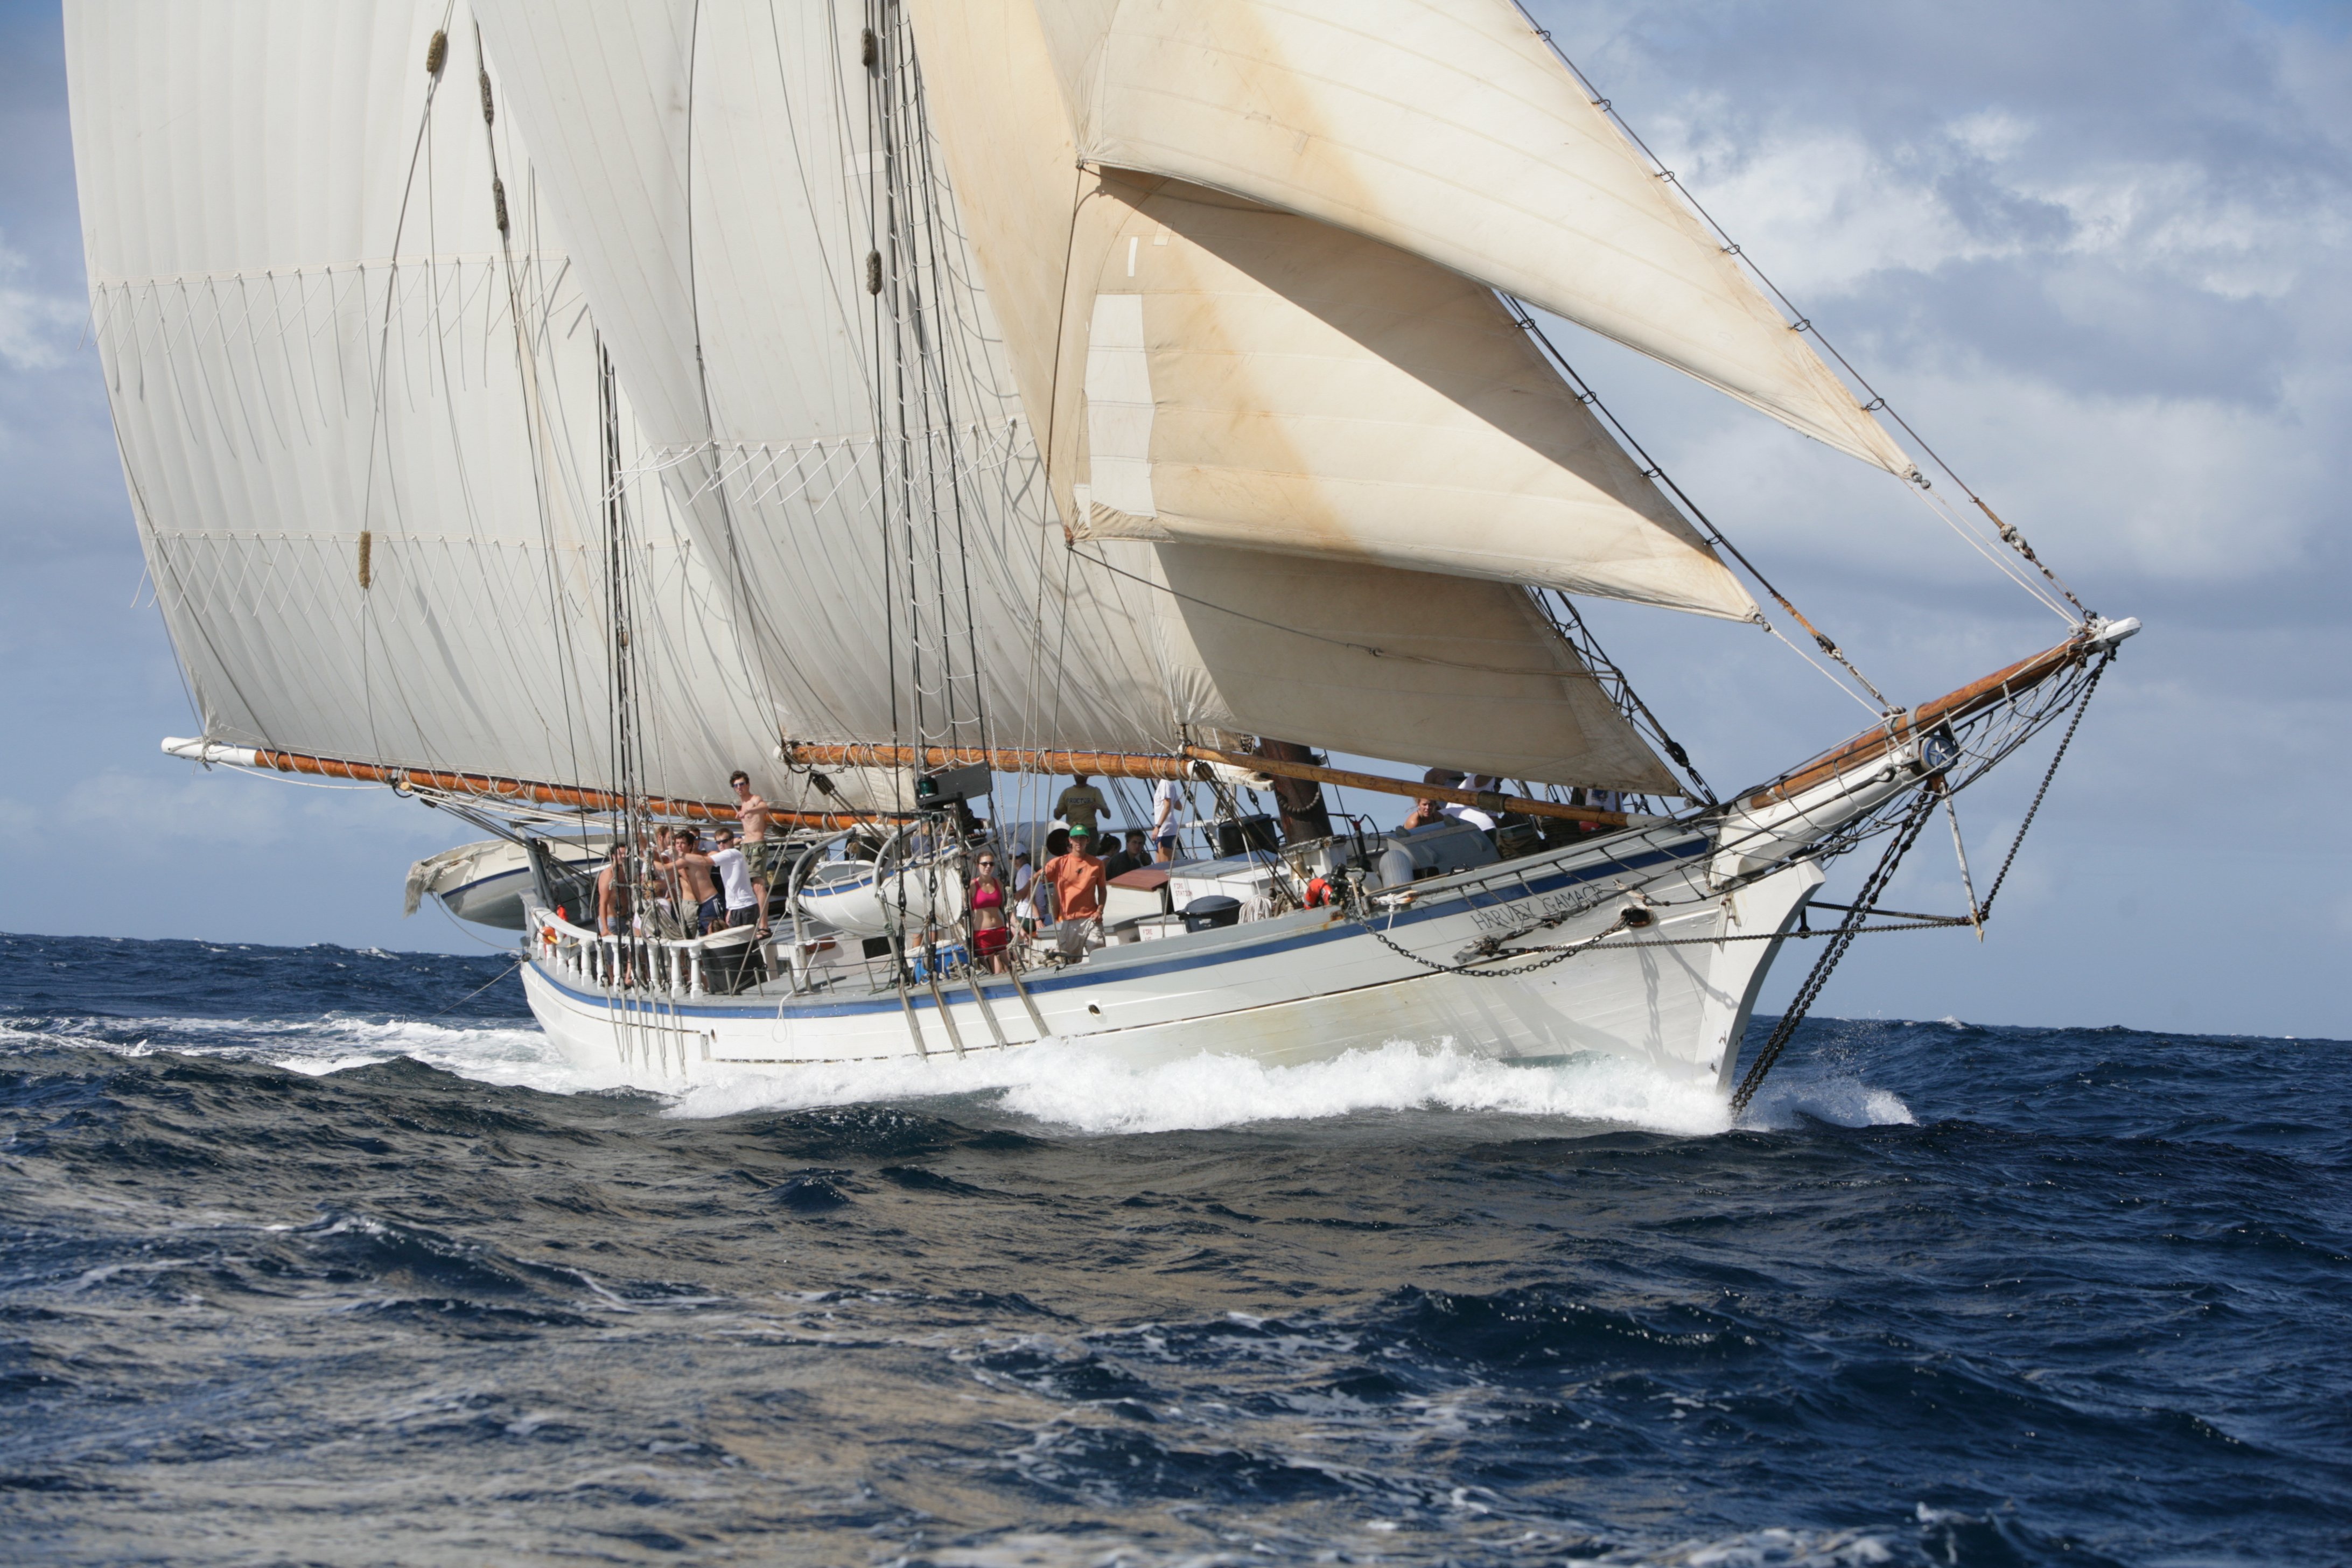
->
[529,906,776,998]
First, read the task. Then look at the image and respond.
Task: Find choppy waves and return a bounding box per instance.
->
[3,929,2347,1566]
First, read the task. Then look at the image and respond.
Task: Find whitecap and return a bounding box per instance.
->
[671,1038,1740,1137]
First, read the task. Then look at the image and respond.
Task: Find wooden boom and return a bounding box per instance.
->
[164,740,874,829]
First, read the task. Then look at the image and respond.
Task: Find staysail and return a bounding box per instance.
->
[64,0,791,806]
[1027,0,1915,475]
[908,0,1753,620]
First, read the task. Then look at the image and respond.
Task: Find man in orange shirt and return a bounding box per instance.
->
[1041,823,1109,962]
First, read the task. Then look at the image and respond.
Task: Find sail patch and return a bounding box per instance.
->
[1084,292,1158,518]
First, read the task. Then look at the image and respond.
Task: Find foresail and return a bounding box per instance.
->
[1145,547,1678,793]
[1067,176,1756,620]
[64,0,787,806]
[911,0,1752,620]
[1032,0,1915,476]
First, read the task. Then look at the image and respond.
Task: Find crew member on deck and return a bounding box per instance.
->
[1445,774,1501,833]
[967,851,1011,974]
[675,829,721,935]
[1098,830,1139,882]
[596,844,634,937]
[710,828,768,933]
[730,771,774,844]
[1042,824,1109,962]
[1054,774,1109,836]
[1151,777,1186,863]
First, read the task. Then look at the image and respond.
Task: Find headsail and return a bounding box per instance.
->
[1027,0,1915,475]
[912,0,1755,619]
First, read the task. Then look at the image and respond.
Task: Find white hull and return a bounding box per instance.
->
[519,823,1826,1096]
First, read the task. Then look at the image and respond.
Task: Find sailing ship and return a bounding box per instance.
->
[66,0,2132,1108]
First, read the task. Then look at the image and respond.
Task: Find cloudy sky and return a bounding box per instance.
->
[1,1,2345,1038]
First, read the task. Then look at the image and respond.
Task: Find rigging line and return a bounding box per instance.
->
[1538,591,1716,803]
[679,0,790,736]
[776,0,876,415]
[356,0,460,769]
[1730,785,1941,1116]
[888,17,957,765]
[1508,302,1892,711]
[1764,619,1887,719]
[904,40,993,759]
[859,0,899,769]
[474,26,592,800]
[1511,4,2085,619]
[1907,480,2075,622]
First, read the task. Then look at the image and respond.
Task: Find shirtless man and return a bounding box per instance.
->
[594,844,634,937]
[673,828,722,935]
[729,770,774,843]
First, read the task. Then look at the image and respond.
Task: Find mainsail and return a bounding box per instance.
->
[63,0,787,806]
[470,0,1691,789]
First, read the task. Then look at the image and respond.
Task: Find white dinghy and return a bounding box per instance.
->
[68,0,2131,1110]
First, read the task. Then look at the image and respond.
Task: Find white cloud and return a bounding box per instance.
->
[0,233,81,372]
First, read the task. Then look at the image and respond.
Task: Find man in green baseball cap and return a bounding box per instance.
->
[1041,822,1109,962]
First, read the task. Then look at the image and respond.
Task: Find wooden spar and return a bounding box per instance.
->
[1745,632,2089,808]
[232,746,876,829]
[778,741,1637,828]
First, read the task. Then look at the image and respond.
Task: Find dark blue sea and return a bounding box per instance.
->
[2,930,2346,1566]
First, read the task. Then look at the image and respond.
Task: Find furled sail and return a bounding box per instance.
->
[63,0,792,806]
[473,0,1682,788]
[1027,0,1915,475]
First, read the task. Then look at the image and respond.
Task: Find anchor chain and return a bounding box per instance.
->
[1728,788,1942,1116]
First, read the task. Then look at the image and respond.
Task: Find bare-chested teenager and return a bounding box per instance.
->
[595,844,633,937]
[674,830,721,934]
[729,771,773,843]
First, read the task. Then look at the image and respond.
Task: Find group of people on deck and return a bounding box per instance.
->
[588,762,1633,965]
[951,772,1182,971]
[591,769,776,940]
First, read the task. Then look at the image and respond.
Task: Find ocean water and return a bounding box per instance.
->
[2,931,2346,1567]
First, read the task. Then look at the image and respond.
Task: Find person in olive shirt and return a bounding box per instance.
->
[1053,774,1110,836]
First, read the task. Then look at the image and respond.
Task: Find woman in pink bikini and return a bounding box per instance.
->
[966,852,1012,974]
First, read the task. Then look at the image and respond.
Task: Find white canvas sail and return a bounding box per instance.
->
[473,0,1682,788]
[1028,0,1915,475]
[913,0,1753,620]
[63,0,795,806]
[1059,174,1757,619]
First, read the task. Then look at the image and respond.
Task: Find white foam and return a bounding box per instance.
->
[8,1007,1915,1137]
[672,1038,1741,1137]
[1741,1072,1916,1130]
[0,1010,628,1096]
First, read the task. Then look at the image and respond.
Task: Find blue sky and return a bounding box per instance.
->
[2,0,2346,1037]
